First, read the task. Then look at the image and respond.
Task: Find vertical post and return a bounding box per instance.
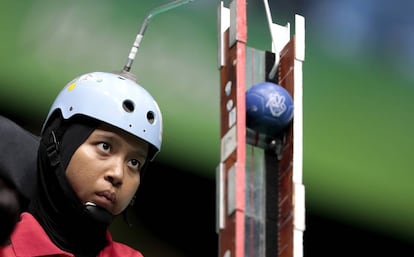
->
[217,1,247,257]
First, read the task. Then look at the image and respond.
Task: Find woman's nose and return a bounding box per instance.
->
[104,160,124,187]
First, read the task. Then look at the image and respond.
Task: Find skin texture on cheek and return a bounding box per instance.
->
[66,145,103,206]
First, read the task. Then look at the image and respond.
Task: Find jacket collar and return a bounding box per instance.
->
[11,212,73,256]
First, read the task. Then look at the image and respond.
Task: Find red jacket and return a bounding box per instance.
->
[0,212,144,257]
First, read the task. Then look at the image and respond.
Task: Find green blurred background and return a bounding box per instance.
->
[1,0,414,256]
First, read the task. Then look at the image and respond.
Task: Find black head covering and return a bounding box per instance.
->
[29,113,111,257]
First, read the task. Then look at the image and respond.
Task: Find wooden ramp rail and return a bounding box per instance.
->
[216,1,305,257]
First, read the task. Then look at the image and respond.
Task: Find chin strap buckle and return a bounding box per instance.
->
[84,202,113,225]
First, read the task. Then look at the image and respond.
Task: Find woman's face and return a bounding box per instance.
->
[65,124,149,215]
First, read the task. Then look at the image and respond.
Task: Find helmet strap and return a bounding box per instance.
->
[45,130,60,167]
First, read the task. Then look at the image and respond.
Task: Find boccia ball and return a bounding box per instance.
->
[246,81,293,136]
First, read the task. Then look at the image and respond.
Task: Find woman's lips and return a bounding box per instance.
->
[97,191,116,202]
[94,191,116,209]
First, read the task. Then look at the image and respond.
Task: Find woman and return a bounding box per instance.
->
[0,71,163,257]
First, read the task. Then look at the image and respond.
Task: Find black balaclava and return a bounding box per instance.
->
[29,113,112,257]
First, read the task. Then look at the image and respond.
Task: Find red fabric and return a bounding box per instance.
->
[0,212,143,257]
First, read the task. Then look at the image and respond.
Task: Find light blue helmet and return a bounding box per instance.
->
[43,71,162,161]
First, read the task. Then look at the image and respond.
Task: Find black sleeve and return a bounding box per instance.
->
[0,115,39,208]
[0,177,20,246]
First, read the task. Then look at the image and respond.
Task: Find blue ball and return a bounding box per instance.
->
[246,82,294,136]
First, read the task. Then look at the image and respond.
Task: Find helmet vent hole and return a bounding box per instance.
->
[147,111,155,124]
[122,100,135,113]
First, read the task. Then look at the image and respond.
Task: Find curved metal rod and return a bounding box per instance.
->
[123,0,193,72]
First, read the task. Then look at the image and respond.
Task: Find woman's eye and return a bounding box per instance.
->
[97,142,111,153]
[128,159,141,171]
